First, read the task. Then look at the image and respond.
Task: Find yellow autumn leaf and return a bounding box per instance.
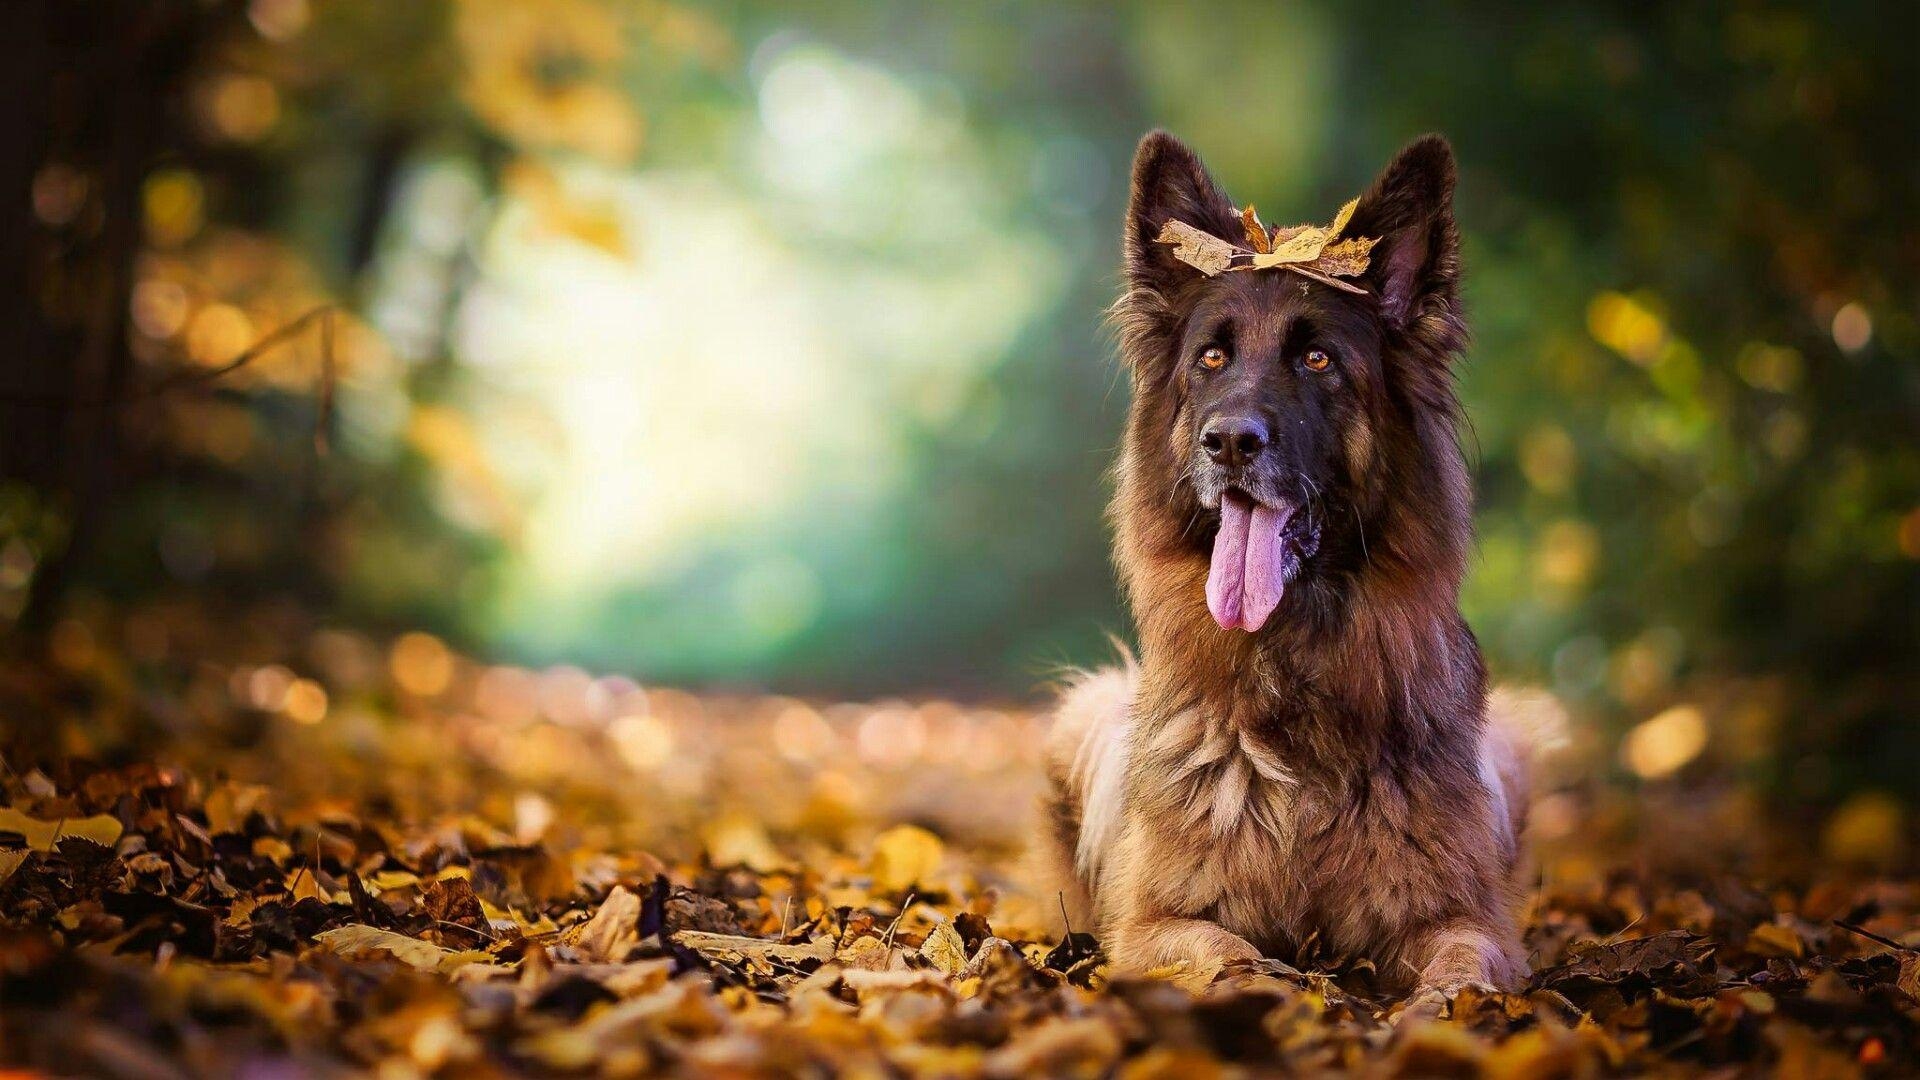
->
[1327,197,1359,238]
[870,824,943,894]
[1252,225,1332,267]
[224,893,262,928]
[0,807,123,851]
[1242,197,1373,280]
[314,924,496,975]
[702,812,786,872]
[365,869,422,893]
[673,930,835,965]
[920,919,969,976]
[286,866,334,905]
[1746,921,1805,959]
[205,781,271,834]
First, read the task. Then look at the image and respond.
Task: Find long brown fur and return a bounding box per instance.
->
[1036,131,1539,994]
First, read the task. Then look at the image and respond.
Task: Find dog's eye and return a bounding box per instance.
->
[1303,349,1333,372]
[1197,346,1229,371]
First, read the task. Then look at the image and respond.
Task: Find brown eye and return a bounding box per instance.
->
[1303,348,1333,372]
[1198,346,1229,370]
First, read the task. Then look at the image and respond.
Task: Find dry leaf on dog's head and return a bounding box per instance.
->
[1153,220,1239,276]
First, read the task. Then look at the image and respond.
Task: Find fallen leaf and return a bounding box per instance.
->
[836,933,904,971]
[0,807,122,852]
[673,930,834,965]
[1538,930,1714,990]
[870,824,943,894]
[984,1017,1123,1077]
[701,813,785,872]
[574,885,645,962]
[422,876,489,932]
[919,920,968,976]
[1747,921,1805,959]
[285,866,333,905]
[204,782,271,835]
[314,924,498,975]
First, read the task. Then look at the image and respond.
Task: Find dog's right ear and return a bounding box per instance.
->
[1121,131,1239,323]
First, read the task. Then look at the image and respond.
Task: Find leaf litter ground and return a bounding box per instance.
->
[0,616,1915,1077]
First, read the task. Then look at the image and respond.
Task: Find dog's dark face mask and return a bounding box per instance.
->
[1116,132,1466,633]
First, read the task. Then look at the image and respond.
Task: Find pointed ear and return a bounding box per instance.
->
[1347,135,1462,339]
[1123,130,1241,305]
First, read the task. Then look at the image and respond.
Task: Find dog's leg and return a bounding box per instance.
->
[1032,667,1133,934]
[1108,913,1262,971]
[1103,819,1262,971]
[1029,765,1094,934]
[1412,918,1524,993]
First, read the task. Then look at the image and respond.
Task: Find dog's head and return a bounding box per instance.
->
[1113,132,1471,634]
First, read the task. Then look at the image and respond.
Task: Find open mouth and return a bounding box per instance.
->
[1205,487,1317,633]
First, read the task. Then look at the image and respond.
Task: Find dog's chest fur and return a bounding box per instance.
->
[1109,699,1491,966]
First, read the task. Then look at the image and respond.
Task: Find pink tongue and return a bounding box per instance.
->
[1206,492,1294,632]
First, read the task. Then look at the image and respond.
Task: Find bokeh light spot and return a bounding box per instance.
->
[1587,291,1667,365]
[1821,792,1904,863]
[390,632,455,697]
[1622,704,1708,779]
[142,170,205,247]
[1830,303,1872,353]
[610,713,674,770]
[282,678,329,724]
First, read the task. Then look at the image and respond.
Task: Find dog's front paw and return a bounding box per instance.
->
[1207,934,1264,967]
[1395,979,1498,1025]
[1111,918,1261,973]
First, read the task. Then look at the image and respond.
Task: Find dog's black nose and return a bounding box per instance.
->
[1200,416,1268,469]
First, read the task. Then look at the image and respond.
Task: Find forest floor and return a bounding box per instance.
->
[0,611,1915,1077]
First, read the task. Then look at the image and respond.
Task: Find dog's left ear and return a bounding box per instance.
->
[1348,135,1462,341]
[1122,132,1241,313]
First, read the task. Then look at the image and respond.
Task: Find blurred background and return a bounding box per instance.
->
[1,1,1914,842]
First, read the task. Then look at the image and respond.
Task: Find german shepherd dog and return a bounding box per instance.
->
[1038,132,1538,996]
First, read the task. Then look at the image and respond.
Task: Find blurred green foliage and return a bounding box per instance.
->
[2,1,1914,807]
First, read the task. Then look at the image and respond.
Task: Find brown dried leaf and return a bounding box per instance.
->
[673,930,834,965]
[984,1017,1124,1077]
[422,876,489,932]
[1541,930,1713,989]
[314,924,499,975]
[1239,205,1271,254]
[1313,236,1377,277]
[1897,953,1920,1001]
[574,884,644,962]
[1153,220,1241,276]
